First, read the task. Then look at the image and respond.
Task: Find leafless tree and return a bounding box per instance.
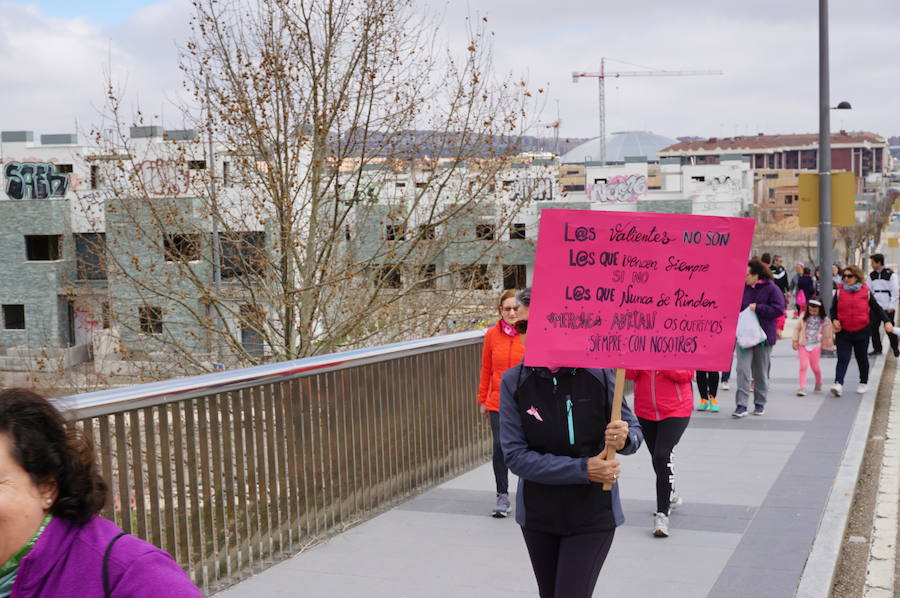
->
[75,0,542,379]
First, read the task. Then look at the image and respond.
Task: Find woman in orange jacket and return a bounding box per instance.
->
[478,289,526,517]
[625,369,694,538]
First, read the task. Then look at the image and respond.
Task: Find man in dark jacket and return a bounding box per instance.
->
[734,259,785,418]
[770,254,789,297]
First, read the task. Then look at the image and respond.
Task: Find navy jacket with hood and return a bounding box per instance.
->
[499,365,642,534]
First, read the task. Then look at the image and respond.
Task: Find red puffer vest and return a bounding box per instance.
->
[837,285,871,332]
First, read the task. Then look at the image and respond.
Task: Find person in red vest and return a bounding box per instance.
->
[829,265,893,396]
[478,289,526,517]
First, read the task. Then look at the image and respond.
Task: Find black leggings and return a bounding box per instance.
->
[695,371,720,400]
[521,527,615,598]
[488,411,508,494]
[835,328,870,385]
[638,417,690,514]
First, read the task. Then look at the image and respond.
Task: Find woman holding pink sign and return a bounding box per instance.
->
[500,288,644,598]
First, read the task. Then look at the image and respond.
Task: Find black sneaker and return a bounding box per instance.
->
[753,404,766,416]
[732,405,748,418]
[893,348,899,358]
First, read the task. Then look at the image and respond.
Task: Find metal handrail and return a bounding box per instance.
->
[55,329,485,419]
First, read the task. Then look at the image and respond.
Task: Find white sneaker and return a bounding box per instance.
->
[653,512,670,537]
[830,383,842,397]
[721,381,730,390]
[857,383,868,394]
[796,388,807,396]
[669,491,684,512]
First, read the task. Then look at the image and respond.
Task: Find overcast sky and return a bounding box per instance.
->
[1,0,897,143]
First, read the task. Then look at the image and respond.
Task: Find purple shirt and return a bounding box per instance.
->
[740,279,786,346]
[12,516,201,598]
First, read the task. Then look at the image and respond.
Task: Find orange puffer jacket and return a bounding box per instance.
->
[625,369,694,421]
[477,322,526,412]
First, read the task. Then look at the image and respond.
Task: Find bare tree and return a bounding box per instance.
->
[77,0,542,378]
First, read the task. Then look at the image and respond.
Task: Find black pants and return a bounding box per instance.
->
[521,527,615,598]
[638,417,690,514]
[696,371,719,400]
[835,328,871,385]
[871,310,898,354]
[488,411,508,494]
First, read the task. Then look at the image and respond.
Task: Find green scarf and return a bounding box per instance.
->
[0,514,53,598]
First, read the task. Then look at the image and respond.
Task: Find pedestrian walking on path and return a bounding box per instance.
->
[500,287,643,598]
[867,253,899,357]
[791,298,834,395]
[830,265,893,396]
[477,289,525,518]
[733,259,785,417]
[695,371,720,412]
[626,369,693,537]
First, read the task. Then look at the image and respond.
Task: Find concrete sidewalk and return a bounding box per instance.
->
[215,338,890,598]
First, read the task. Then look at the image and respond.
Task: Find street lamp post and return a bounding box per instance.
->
[818,0,833,318]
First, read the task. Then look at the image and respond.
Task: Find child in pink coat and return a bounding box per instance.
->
[791,298,834,395]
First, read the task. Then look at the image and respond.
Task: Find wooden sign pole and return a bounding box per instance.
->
[602,367,626,491]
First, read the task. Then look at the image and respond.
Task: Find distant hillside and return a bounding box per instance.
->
[345,130,590,158]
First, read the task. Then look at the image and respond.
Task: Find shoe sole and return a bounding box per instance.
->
[732,412,747,418]
[653,529,669,537]
[830,389,841,397]
[753,411,765,416]
[491,511,509,518]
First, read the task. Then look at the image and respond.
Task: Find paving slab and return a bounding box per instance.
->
[215,338,890,598]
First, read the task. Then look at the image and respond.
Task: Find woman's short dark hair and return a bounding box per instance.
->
[515,287,531,308]
[747,259,773,280]
[0,388,106,523]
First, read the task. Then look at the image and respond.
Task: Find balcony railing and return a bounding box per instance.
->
[53,330,489,595]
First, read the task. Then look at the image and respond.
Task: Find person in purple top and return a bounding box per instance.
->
[0,388,201,598]
[733,259,786,418]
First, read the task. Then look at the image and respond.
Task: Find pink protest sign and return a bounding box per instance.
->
[525,209,755,371]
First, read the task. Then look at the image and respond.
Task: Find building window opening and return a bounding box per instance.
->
[458,264,491,290]
[138,306,163,334]
[385,225,406,241]
[510,223,526,239]
[220,232,265,278]
[75,232,107,280]
[164,234,202,263]
[24,235,61,261]
[502,264,527,289]
[2,304,25,330]
[188,160,207,170]
[476,224,496,240]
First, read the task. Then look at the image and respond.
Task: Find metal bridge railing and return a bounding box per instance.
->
[54,330,489,595]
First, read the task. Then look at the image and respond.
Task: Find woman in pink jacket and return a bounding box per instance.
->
[624,369,694,538]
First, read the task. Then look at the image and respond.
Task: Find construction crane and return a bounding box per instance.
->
[572,57,723,164]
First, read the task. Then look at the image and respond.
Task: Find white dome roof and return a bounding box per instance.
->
[561,131,677,163]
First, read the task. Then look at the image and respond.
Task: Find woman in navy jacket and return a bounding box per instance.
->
[500,288,643,598]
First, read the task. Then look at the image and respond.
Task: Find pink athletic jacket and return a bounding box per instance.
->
[625,369,694,421]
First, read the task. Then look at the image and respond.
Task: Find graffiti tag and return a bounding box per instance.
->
[138,160,190,196]
[507,178,555,202]
[4,161,69,200]
[587,174,647,203]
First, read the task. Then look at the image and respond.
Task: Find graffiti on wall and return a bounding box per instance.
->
[4,161,69,200]
[138,160,191,196]
[507,178,556,202]
[586,174,647,203]
[708,175,739,192]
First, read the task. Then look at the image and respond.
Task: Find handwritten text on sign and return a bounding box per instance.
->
[524,210,755,371]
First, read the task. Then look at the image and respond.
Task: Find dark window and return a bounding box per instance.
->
[395,182,406,188]
[221,232,265,278]
[415,264,436,289]
[415,182,427,189]
[90,164,101,189]
[139,306,163,334]
[503,264,527,289]
[2,304,25,330]
[376,264,402,288]
[562,184,585,192]
[476,224,495,240]
[164,234,201,263]
[765,173,778,179]
[458,264,491,290]
[385,225,406,241]
[594,178,607,184]
[691,176,706,182]
[101,301,111,329]
[188,160,206,170]
[75,233,107,280]
[502,180,514,190]
[345,225,351,241]
[240,304,266,357]
[566,170,580,175]
[418,224,436,240]
[24,235,61,261]
[56,164,73,173]
[510,223,526,240]
[222,161,231,187]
